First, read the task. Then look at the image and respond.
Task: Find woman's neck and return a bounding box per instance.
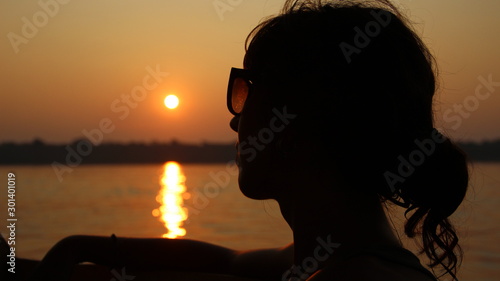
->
[277,183,402,274]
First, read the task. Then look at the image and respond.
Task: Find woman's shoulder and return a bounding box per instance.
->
[309,254,436,281]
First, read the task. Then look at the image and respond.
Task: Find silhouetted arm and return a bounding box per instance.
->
[232,243,294,279]
[83,236,236,272]
[28,235,293,281]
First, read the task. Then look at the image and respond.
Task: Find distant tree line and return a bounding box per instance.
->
[0,138,499,165]
[458,140,500,162]
[0,139,236,165]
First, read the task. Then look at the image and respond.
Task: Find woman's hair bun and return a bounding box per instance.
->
[399,133,469,220]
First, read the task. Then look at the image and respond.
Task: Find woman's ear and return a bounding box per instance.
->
[274,123,317,161]
[275,133,296,158]
[274,124,299,158]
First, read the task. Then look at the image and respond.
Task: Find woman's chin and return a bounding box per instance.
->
[238,176,275,200]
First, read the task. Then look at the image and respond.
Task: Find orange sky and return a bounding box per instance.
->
[1,0,499,144]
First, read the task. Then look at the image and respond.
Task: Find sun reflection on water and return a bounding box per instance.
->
[152,161,189,238]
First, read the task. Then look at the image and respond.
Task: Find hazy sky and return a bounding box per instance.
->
[1,0,499,144]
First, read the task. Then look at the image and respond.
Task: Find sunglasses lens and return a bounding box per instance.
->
[231,77,249,114]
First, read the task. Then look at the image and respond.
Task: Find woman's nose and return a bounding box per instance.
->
[230,116,239,132]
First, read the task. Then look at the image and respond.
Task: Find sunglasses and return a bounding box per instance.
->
[227,67,255,115]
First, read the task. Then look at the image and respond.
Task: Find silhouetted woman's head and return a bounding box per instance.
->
[227,0,469,280]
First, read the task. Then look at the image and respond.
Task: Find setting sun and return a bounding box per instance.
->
[164,94,179,109]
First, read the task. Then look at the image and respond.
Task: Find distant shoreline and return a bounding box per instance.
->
[0,140,236,165]
[1,139,499,165]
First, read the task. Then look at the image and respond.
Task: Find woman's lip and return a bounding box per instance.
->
[234,142,240,165]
